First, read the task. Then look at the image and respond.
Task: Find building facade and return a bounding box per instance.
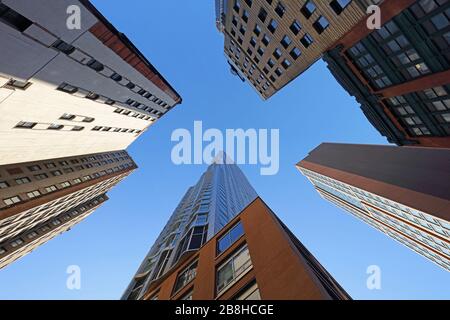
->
[140,198,350,300]
[297,143,450,272]
[215,0,380,99]
[0,150,137,269]
[324,0,450,147]
[0,0,182,165]
[123,160,258,300]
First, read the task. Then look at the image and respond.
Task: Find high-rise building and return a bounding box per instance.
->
[139,198,350,300]
[122,159,258,300]
[297,143,450,272]
[0,0,182,165]
[324,0,450,147]
[0,150,137,269]
[215,0,379,99]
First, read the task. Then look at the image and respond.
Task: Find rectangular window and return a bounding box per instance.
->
[52,40,75,54]
[275,2,286,17]
[290,47,302,60]
[15,177,31,185]
[27,190,41,199]
[281,35,292,48]
[10,238,24,248]
[4,196,22,206]
[0,3,32,32]
[0,181,9,189]
[290,20,302,35]
[268,19,278,33]
[330,0,351,15]
[258,8,268,22]
[15,121,36,129]
[173,261,198,294]
[217,221,245,254]
[87,59,104,72]
[217,245,252,294]
[45,185,58,193]
[301,1,316,18]
[313,16,330,34]
[57,83,78,94]
[6,79,31,90]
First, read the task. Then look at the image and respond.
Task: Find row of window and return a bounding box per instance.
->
[51,39,170,110]
[57,82,161,119]
[2,164,133,207]
[0,196,107,257]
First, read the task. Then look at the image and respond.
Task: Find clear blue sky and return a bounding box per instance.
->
[0,1,449,300]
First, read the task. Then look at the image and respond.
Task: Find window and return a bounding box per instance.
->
[6,79,31,90]
[301,1,316,19]
[15,177,31,185]
[27,190,41,199]
[257,46,265,56]
[253,24,261,36]
[0,247,6,255]
[290,20,302,35]
[110,73,122,82]
[57,83,78,94]
[313,16,330,34]
[262,34,270,46]
[87,59,104,72]
[15,121,36,129]
[250,37,257,47]
[330,0,352,15]
[48,124,64,130]
[45,185,57,193]
[0,4,32,32]
[267,58,275,68]
[27,165,41,172]
[173,261,198,294]
[27,232,38,239]
[4,196,21,206]
[180,290,193,301]
[258,7,268,22]
[290,47,302,60]
[244,0,252,7]
[275,2,286,18]
[275,67,283,76]
[45,163,56,169]
[234,281,261,300]
[282,59,292,69]
[72,126,84,131]
[51,170,63,176]
[60,181,71,188]
[10,238,24,248]
[0,181,9,189]
[60,113,76,121]
[273,48,282,60]
[233,0,241,12]
[52,40,75,54]
[217,222,245,254]
[217,245,252,294]
[86,92,99,100]
[281,35,292,48]
[242,10,249,23]
[268,19,278,33]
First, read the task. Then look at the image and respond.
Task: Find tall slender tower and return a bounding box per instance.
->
[297,143,450,272]
[122,159,258,300]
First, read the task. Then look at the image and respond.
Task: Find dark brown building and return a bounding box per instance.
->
[297,143,450,272]
[324,0,450,147]
[140,197,350,300]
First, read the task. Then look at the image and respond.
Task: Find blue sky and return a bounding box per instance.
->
[0,1,449,300]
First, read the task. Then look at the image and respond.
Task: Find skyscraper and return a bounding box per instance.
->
[139,198,350,300]
[0,0,182,165]
[297,143,450,272]
[324,0,450,147]
[122,159,258,300]
[215,0,379,99]
[0,151,137,269]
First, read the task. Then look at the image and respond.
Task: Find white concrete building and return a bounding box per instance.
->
[0,0,182,165]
